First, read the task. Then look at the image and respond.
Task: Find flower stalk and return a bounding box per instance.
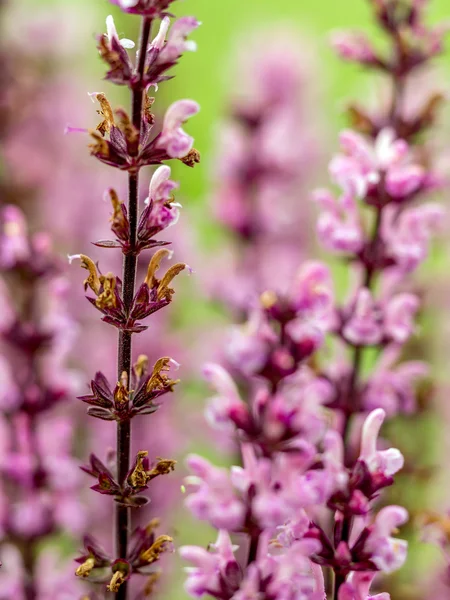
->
[71,1,200,597]
[115,19,153,593]
[0,206,83,599]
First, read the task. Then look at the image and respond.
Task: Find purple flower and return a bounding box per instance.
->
[339,572,390,600]
[362,346,428,416]
[226,326,271,377]
[180,530,241,598]
[385,163,425,199]
[329,129,416,199]
[313,189,364,254]
[150,16,170,51]
[359,409,404,477]
[383,202,444,272]
[234,444,333,529]
[225,308,276,376]
[142,165,181,230]
[184,455,246,531]
[343,289,382,346]
[233,536,323,600]
[185,441,335,533]
[276,511,311,548]
[265,540,323,600]
[383,293,419,343]
[291,261,334,318]
[148,165,179,203]
[157,17,200,64]
[330,31,378,65]
[203,364,251,432]
[364,506,408,573]
[157,99,200,159]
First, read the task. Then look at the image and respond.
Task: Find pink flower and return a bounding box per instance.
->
[276,511,310,547]
[144,165,180,229]
[362,346,428,416]
[264,539,323,600]
[359,409,404,477]
[339,572,390,600]
[180,530,241,598]
[329,129,413,198]
[383,202,444,272]
[291,261,335,330]
[157,99,200,158]
[7,494,53,538]
[235,444,332,528]
[158,16,200,63]
[150,16,170,51]
[203,363,251,432]
[256,374,330,445]
[385,164,425,198]
[0,545,86,599]
[313,189,364,254]
[365,506,408,572]
[225,309,275,376]
[184,455,246,531]
[330,31,378,64]
[148,165,179,202]
[343,289,383,346]
[383,293,419,343]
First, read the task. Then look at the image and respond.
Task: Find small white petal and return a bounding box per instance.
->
[106,15,117,41]
[184,40,197,52]
[120,38,135,49]
[151,17,170,51]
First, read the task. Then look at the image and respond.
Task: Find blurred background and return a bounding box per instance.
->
[1,0,450,598]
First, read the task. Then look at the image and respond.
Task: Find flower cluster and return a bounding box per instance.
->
[181,1,447,599]
[70,3,200,597]
[82,92,199,171]
[208,31,321,312]
[0,205,85,597]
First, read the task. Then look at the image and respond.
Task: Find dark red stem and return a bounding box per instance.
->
[115,16,152,600]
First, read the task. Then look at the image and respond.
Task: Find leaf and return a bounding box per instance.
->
[91,484,117,495]
[135,405,159,415]
[137,240,171,251]
[77,394,101,406]
[89,453,110,475]
[87,407,115,421]
[115,495,150,508]
[93,240,123,248]
[127,325,148,334]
